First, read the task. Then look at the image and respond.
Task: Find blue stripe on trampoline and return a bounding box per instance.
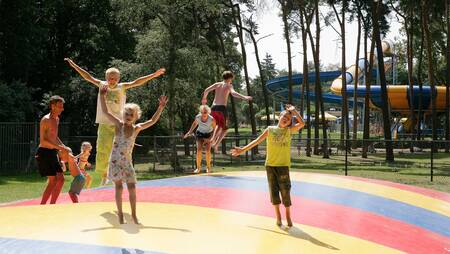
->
[0,237,163,254]
[126,175,450,238]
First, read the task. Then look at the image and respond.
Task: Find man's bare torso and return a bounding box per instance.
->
[212,82,231,106]
[39,114,59,149]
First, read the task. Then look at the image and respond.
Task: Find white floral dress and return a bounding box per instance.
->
[108,125,137,183]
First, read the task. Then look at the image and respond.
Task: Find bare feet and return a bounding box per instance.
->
[206,168,212,173]
[118,212,124,224]
[132,214,140,224]
[276,219,282,227]
[287,219,293,227]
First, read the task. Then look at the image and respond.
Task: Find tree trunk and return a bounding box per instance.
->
[362,27,374,158]
[167,38,180,169]
[417,9,425,141]
[352,12,361,149]
[280,0,294,104]
[422,0,438,151]
[445,0,450,152]
[372,0,394,162]
[406,5,415,153]
[232,3,257,155]
[313,0,328,158]
[300,8,312,157]
[248,30,271,127]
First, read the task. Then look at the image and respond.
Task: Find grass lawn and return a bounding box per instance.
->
[1,152,449,204]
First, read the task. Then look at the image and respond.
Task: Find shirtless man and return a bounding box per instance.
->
[201,71,252,152]
[35,95,70,204]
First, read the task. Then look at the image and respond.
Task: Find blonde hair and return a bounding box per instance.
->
[124,103,142,121]
[81,141,92,152]
[199,105,211,114]
[105,67,120,77]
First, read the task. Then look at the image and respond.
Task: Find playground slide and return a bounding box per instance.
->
[330,40,448,112]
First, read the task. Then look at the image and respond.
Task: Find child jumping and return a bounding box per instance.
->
[65,58,165,185]
[231,105,305,227]
[183,105,216,173]
[75,141,93,189]
[59,148,86,203]
[100,86,167,224]
[201,71,252,152]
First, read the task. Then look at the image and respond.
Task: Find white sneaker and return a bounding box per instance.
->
[193,168,201,174]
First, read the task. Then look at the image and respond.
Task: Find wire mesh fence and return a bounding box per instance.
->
[1,122,449,188]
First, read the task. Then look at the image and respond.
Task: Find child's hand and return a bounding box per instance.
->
[154,68,166,78]
[158,95,168,108]
[231,147,243,157]
[100,85,108,95]
[87,162,92,169]
[183,133,191,139]
[64,58,72,63]
[201,98,208,105]
[246,96,253,101]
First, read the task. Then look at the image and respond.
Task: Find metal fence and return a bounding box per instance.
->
[1,123,449,185]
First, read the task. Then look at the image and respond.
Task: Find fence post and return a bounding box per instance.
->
[345,138,348,176]
[153,136,156,172]
[430,141,434,182]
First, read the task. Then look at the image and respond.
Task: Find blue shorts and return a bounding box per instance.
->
[69,174,86,195]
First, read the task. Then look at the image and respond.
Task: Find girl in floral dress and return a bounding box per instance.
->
[99,86,167,224]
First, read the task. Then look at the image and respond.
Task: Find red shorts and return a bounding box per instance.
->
[211,105,228,130]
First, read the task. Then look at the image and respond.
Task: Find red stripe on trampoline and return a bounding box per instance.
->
[7,186,449,253]
[325,174,450,202]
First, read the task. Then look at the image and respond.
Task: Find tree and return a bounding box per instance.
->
[372,0,394,162]
[279,0,294,103]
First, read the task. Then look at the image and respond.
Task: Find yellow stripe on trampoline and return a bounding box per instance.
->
[220,171,450,217]
[0,202,402,254]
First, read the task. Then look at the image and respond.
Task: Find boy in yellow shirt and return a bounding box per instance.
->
[231,105,304,227]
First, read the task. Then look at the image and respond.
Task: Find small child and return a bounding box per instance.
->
[75,141,93,189]
[183,105,217,173]
[59,148,86,203]
[99,86,167,224]
[231,104,305,227]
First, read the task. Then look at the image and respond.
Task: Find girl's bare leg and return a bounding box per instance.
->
[84,174,92,189]
[127,182,139,224]
[114,181,124,224]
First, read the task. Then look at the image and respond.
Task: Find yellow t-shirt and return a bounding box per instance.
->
[265,126,291,167]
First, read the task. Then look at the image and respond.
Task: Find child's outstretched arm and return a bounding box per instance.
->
[99,86,121,127]
[231,128,268,156]
[183,119,198,139]
[136,96,168,131]
[286,104,305,132]
[64,58,101,86]
[230,87,252,101]
[122,68,166,89]
[201,83,220,105]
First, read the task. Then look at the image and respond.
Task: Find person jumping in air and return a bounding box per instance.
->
[59,148,86,203]
[99,86,167,224]
[231,104,305,227]
[183,105,217,173]
[35,95,70,205]
[201,71,252,153]
[75,141,93,189]
[65,58,165,186]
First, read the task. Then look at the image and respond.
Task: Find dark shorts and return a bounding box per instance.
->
[35,147,63,177]
[70,174,86,195]
[211,105,228,130]
[266,166,292,207]
[195,130,213,140]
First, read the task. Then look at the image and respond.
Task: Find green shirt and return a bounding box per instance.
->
[265,126,291,167]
